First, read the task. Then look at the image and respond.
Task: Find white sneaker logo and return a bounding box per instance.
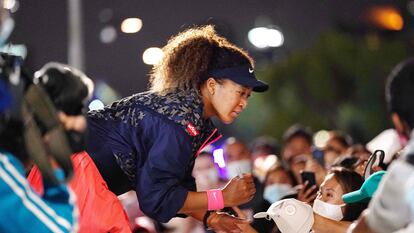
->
[249,68,254,73]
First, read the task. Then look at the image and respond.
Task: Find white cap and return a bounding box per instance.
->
[253,198,313,233]
[366,128,402,164]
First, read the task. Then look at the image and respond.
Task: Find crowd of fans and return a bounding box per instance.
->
[121,123,407,232]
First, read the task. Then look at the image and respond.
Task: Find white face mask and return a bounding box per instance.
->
[263,184,296,204]
[226,159,252,179]
[312,198,345,221]
[194,168,219,190]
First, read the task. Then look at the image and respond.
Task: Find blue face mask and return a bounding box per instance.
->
[264,184,295,204]
[407,187,414,221]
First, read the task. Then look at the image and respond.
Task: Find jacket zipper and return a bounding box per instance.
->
[195,128,222,157]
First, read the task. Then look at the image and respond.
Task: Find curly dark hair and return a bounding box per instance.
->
[149,25,253,94]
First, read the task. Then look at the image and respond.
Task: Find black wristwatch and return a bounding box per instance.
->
[203,210,214,230]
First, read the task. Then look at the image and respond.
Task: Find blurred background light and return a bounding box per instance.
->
[121,17,143,33]
[408,1,414,16]
[100,25,117,44]
[314,130,330,149]
[94,81,121,105]
[213,148,226,168]
[88,99,105,111]
[248,27,270,48]
[368,6,404,31]
[98,8,113,23]
[4,0,18,12]
[248,27,284,49]
[266,28,284,47]
[142,47,163,65]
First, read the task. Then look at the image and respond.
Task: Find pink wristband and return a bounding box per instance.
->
[207,189,224,210]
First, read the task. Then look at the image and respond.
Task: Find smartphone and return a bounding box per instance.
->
[300,171,316,188]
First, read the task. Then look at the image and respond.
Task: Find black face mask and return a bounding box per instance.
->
[65,128,87,153]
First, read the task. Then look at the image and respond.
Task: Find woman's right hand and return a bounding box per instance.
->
[297,181,317,204]
[305,158,327,186]
[222,173,256,206]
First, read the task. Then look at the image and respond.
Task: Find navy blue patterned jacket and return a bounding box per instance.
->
[86,89,221,222]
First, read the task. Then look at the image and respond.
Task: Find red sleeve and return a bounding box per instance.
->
[27,166,45,195]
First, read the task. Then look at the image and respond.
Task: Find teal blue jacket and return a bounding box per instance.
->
[0,152,78,233]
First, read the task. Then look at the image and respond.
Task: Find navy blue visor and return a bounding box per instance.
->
[208,65,269,92]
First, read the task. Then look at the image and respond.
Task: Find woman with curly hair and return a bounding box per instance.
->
[29,25,269,232]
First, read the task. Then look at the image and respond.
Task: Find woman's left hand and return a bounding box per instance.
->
[208,211,250,233]
[232,206,258,233]
[313,213,350,233]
